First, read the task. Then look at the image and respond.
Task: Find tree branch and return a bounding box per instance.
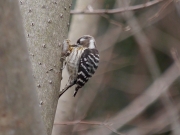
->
[149,0,173,20]
[86,63,180,135]
[54,121,126,135]
[71,0,165,14]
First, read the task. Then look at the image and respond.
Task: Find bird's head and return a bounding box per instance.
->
[77,35,96,49]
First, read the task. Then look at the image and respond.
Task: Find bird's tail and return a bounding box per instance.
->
[59,82,75,98]
[73,85,81,97]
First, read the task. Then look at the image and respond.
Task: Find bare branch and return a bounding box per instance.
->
[87,63,179,135]
[100,14,124,27]
[71,0,165,14]
[54,121,126,135]
[149,0,173,21]
[122,2,180,134]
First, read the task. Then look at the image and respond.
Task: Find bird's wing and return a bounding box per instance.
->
[76,49,99,89]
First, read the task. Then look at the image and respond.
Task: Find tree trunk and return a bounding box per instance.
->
[52,0,104,135]
[20,0,72,134]
[0,0,46,135]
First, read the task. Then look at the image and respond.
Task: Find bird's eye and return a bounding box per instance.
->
[77,38,81,44]
[77,36,89,45]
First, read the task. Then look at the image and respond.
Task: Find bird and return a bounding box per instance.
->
[59,35,99,97]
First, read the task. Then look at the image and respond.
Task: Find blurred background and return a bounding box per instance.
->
[53,0,180,135]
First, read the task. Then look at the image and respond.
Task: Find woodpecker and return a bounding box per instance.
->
[59,35,99,97]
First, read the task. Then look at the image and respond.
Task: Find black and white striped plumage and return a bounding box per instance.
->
[59,35,99,97]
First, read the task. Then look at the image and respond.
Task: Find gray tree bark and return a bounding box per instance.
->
[52,0,104,135]
[20,0,72,134]
[0,0,46,135]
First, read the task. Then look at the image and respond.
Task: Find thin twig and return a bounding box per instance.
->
[71,0,165,14]
[100,14,124,27]
[149,0,173,20]
[54,120,102,125]
[54,120,126,135]
[105,125,125,135]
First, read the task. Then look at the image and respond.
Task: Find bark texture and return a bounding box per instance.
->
[52,0,104,135]
[20,0,72,134]
[0,0,46,135]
